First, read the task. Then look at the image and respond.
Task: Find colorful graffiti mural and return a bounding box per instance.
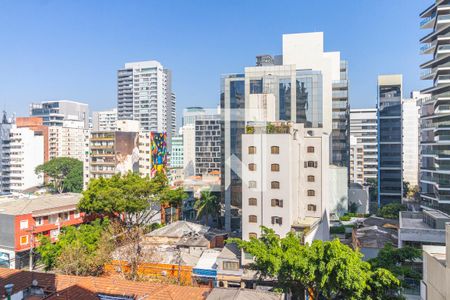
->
[151,132,167,176]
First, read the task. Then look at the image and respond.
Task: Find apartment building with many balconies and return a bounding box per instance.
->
[117,60,175,150]
[350,108,378,184]
[241,122,330,243]
[92,108,117,131]
[419,0,450,213]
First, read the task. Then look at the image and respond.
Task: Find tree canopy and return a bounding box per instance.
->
[230,227,401,300]
[36,218,112,276]
[79,172,187,227]
[377,203,406,219]
[35,157,83,193]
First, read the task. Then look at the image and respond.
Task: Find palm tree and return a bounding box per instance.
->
[194,189,220,226]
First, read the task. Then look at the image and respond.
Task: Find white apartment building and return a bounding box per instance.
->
[242,122,330,243]
[402,94,420,187]
[117,60,176,149]
[349,108,378,183]
[92,108,117,131]
[421,223,450,300]
[30,100,89,128]
[48,120,87,161]
[4,126,44,193]
[170,135,183,168]
[222,32,345,232]
[350,135,365,185]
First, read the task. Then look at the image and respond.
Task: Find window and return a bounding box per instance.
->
[248,198,257,206]
[223,261,240,271]
[248,232,257,239]
[20,220,28,230]
[271,216,283,225]
[49,214,58,224]
[305,161,318,168]
[271,146,280,154]
[248,163,256,171]
[271,199,283,207]
[249,215,257,223]
[271,164,280,172]
[59,212,69,221]
[35,217,44,226]
[248,146,256,154]
[20,235,28,246]
[307,190,315,196]
[271,181,280,189]
[74,211,81,219]
[308,204,317,212]
[307,146,315,153]
[248,181,257,188]
[307,175,315,182]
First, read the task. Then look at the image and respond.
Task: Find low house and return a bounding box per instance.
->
[216,243,244,288]
[0,267,210,300]
[0,193,85,269]
[192,249,221,286]
[207,288,283,300]
[352,216,398,260]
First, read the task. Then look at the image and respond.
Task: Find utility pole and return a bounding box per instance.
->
[27,226,35,271]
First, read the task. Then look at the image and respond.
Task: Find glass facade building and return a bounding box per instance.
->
[419,1,450,213]
[331,61,350,168]
[377,75,403,207]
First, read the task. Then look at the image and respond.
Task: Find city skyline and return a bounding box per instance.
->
[0,0,429,124]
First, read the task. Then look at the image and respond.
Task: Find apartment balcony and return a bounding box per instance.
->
[420,12,437,29]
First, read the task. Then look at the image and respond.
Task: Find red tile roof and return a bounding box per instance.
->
[0,268,210,300]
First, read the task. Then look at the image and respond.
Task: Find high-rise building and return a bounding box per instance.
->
[377,75,403,207]
[195,116,221,176]
[117,60,176,149]
[242,122,330,242]
[350,108,378,184]
[331,61,350,169]
[402,92,426,188]
[419,1,450,212]
[0,113,12,194]
[48,120,87,161]
[182,107,221,178]
[1,125,44,194]
[222,32,344,232]
[92,108,117,131]
[30,100,89,129]
[170,135,184,169]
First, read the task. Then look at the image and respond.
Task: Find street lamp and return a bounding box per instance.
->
[4,283,14,300]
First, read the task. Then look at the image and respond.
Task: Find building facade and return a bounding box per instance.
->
[92,108,117,131]
[419,1,450,212]
[402,92,423,188]
[331,60,350,169]
[241,123,330,242]
[0,193,84,269]
[48,120,87,161]
[30,100,89,129]
[170,135,184,168]
[377,75,403,207]
[350,108,378,184]
[222,32,344,232]
[350,135,365,185]
[195,116,221,176]
[117,60,176,148]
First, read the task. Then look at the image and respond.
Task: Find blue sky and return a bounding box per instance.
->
[0,0,430,123]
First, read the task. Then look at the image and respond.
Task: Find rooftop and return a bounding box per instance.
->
[0,268,210,300]
[207,288,282,300]
[354,225,398,249]
[423,245,447,267]
[0,193,81,216]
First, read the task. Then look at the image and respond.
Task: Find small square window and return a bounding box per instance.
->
[20,235,28,245]
[20,220,28,230]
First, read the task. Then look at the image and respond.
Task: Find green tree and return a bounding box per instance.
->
[366,178,378,202]
[403,181,410,198]
[369,243,422,289]
[377,203,406,219]
[194,189,220,226]
[35,157,83,193]
[78,171,187,280]
[36,218,112,275]
[230,227,401,300]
